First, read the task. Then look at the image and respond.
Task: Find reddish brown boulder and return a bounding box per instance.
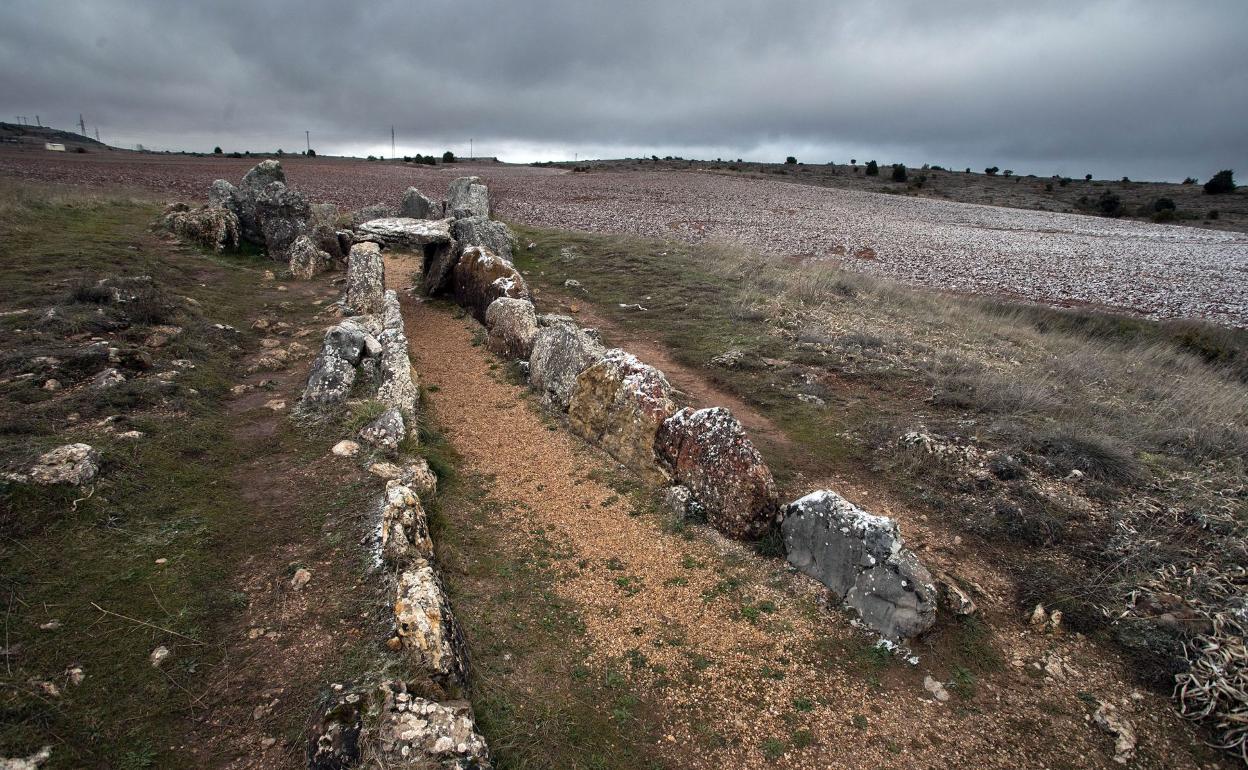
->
[655,407,779,539]
[452,246,529,321]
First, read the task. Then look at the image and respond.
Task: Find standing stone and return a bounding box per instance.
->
[394,567,469,685]
[446,176,489,218]
[452,247,529,321]
[567,350,676,483]
[451,216,513,261]
[359,407,405,454]
[376,291,419,419]
[287,235,333,279]
[781,490,937,638]
[254,181,311,258]
[298,321,376,410]
[528,324,606,410]
[655,407,778,540]
[399,187,439,219]
[234,160,287,243]
[485,298,539,360]
[345,242,385,315]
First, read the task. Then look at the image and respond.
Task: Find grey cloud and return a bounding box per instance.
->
[1,0,1244,179]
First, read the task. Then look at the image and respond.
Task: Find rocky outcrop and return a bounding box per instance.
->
[567,350,676,483]
[452,247,529,322]
[377,683,491,769]
[380,481,433,568]
[160,203,240,252]
[451,216,513,261]
[528,324,606,410]
[376,291,419,419]
[484,298,539,360]
[655,407,778,540]
[354,217,453,251]
[394,566,469,685]
[345,242,385,315]
[287,235,333,279]
[399,187,440,219]
[447,176,489,219]
[781,490,937,639]
[28,443,99,486]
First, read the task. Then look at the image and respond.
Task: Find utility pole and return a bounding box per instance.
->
[305,130,310,153]
[79,114,86,134]
[390,126,395,159]
[95,127,100,142]
[469,138,473,160]
[35,115,41,127]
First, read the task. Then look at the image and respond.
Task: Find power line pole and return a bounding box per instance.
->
[79,114,86,134]
[390,126,395,159]
[305,130,310,153]
[469,138,473,160]
[95,127,100,142]
[35,115,41,127]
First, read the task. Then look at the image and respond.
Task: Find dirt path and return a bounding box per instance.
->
[382,254,1215,768]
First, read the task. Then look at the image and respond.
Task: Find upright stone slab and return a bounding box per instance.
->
[567,349,676,484]
[528,324,606,410]
[655,407,779,540]
[781,490,937,638]
[452,246,529,321]
[399,186,439,219]
[485,297,539,360]
[447,176,489,218]
[451,215,513,261]
[345,242,385,315]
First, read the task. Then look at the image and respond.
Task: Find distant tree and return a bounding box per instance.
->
[367,155,376,161]
[1204,170,1236,195]
[890,163,907,182]
[305,148,316,157]
[276,149,284,156]
[785,156,797,165]
[865,160,879,176]
[985,166,999,176]
[1121,176,1130,183]
[850,158,857,165]
[213,146,223,155]
[1085,173,1093,181]
[1182,177,1197,185]
[443,150,456,162]
[965,167,971,173]
[1002,169,1013,178]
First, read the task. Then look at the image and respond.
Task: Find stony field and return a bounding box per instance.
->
[3,149,1247,326]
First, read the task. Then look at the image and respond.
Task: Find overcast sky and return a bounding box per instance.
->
[1,0,1244,180]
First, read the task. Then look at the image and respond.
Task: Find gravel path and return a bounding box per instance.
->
[4,150,1245,325]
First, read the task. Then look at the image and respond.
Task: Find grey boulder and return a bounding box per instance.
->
[447,176,489,218]
[528,323,605,410]
[781,490,937,639]
[399,187,440,219]
[485,297,539,360]
[344,242,386,315]
[28,443,100,486]
[451,215,513,261]
[287,235,332,279]
[359,407,405,454]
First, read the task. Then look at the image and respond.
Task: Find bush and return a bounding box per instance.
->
[1003,169,1013,178]
[366,155,376,161]
[1183,177,1197,185]
[785,156,797,165]
[228,152,242,159]
[865,160,879,176]
[1152,209,1177,223]
[1204,169,1236,195]
[1085,173,1093,181]
[213,146,223,155]
[890,163,907,182]
[443,150,456,163]
[1153,197,1176,212]
[305,148,316,157]
[1097,190,1124,217]
[985,166,999,176]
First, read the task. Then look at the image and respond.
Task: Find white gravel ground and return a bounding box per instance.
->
[495,170,1248,326]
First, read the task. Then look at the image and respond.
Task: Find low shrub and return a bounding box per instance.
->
[865,160,879,176]
[1204,169,1235,195]
[890,164,907,182]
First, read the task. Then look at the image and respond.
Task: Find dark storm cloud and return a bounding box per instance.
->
[1,0,1245,179]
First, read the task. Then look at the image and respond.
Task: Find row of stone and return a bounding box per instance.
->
[406,202,944,640]
[255,176,494,768]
